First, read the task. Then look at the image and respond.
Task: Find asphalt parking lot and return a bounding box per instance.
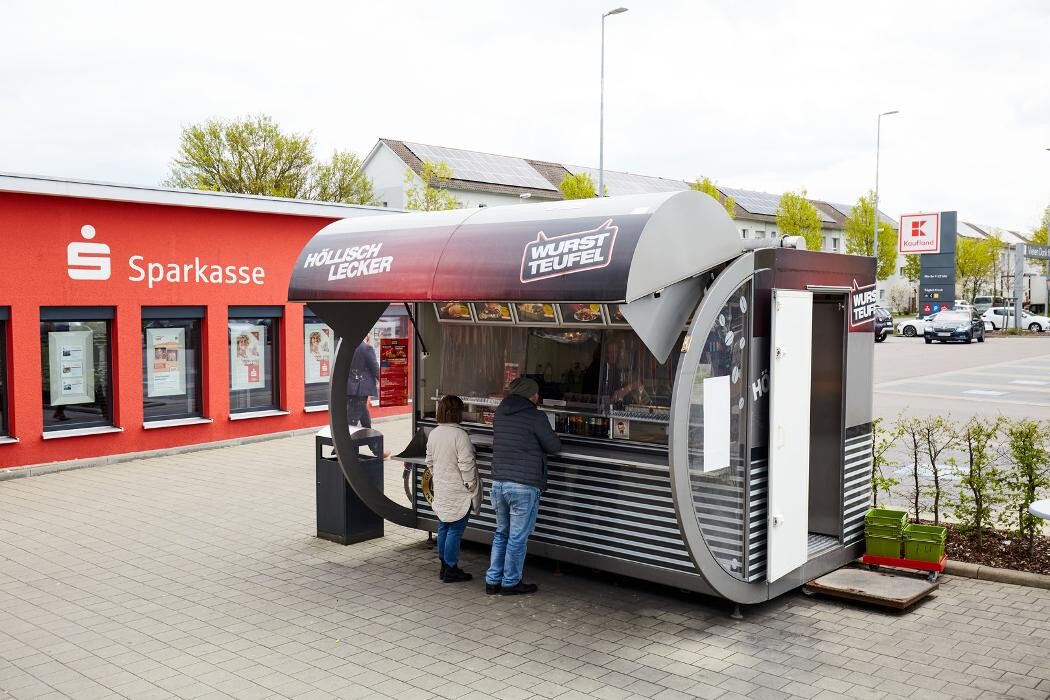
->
[874,335,1050,421]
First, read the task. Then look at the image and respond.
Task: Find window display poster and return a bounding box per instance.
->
[147,327,186,397]
[304,323,335,384]
[49,330,95,406]
[230,324,265,391]
[378,337,409,407]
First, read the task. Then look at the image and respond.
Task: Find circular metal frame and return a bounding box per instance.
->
[668,253,769,604]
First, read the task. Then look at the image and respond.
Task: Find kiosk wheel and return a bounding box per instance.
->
[927,571,939,583]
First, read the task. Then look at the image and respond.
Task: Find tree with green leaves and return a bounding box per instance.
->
[842,190,898,280]
[164,114,379,205]
[775,189,824,252]
[920,414,957,525]
[902,254,921,284]
[689,176,736,218]
[871,416,902,507]
[1000,418,1050,555]
[405,161,461,211]
[956,234,1002,301]
[558,172,597,200]
[948,416,1004,547]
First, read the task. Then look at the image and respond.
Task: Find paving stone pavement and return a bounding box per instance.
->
[2,421,1049,700]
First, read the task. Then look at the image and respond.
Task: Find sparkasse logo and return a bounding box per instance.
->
[67,225,111,280]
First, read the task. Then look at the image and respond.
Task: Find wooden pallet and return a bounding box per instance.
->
[803,566,940,609]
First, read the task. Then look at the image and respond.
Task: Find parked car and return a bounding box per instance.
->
[972,295,1005,313]
[982,306,1050,332]
[897,315,933,337]
[924,310,985,344]
[873,307,893,342]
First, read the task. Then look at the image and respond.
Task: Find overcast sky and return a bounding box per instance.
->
[2,1,1048,231]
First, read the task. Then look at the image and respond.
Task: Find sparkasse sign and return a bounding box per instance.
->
[899,212,941,254]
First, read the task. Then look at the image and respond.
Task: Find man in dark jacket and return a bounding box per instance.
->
[346,336,388,458]
[485,377,561,596]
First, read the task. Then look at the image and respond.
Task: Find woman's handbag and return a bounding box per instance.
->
[464,475,482,515]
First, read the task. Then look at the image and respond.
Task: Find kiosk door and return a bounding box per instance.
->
[767,289,812,582]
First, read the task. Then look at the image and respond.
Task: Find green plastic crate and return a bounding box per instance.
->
[903,524,946,562]
[864,508,908,532]
[864,533,902,558]
[865,523,903,540]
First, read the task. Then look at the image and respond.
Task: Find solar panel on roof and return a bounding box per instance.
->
[404,142,556,191]
[720,186,835,223]
[565,166,690,197]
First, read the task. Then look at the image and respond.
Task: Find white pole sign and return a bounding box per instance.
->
[898,212,941,254]
[147,327,186,397]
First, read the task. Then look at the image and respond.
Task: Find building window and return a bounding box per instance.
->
[741,228,749,238]
[832,237,840,252]
[142,307,204,422]
[229,307,282,413]
[0,308,8,437]
[900,266,906,277]
[756,231,765,239]
[304,314,336,407]
[40,307,114,432]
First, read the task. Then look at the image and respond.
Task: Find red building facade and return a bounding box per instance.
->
[0,174,404,470]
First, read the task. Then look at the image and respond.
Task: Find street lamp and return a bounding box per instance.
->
[599,6,628,198]
[872,110,899,265]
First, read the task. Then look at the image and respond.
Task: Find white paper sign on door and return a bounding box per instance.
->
[304,323,335,384]
[147,327,186,397]
[230,324,266,390]
[702,375,730,472]
[49,330,95,406]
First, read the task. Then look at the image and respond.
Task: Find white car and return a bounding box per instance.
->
[982,307,1050,332]
[897,315,933,337]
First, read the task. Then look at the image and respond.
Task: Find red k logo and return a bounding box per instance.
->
[911,220,926,237]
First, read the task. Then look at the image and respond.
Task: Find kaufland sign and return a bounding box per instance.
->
[899,212,941,254]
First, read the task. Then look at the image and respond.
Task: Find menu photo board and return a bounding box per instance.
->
[146,327,187,398]
[379,337,410,407]
[558,303,605,326]
[607,304,629,326]
[513,303,558,325]
[435,302,474,323]
[304,323,336,384]
[48,330,95,406]
[473,302,515,324]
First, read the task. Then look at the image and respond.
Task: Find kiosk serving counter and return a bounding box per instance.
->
[289,190,877,604]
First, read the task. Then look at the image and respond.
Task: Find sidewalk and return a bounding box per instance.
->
[1,424,1049,700]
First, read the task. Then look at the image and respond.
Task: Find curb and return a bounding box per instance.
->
[945,560,1050,590]
[0,414,408,483]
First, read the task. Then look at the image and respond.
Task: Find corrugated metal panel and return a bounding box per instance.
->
[843,430,873,543]
[416,445,697,573]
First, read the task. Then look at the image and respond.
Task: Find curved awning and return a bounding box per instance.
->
[288,190,744,305]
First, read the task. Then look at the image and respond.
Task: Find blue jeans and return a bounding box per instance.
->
[436,513,470,567]
[485,481,541,587]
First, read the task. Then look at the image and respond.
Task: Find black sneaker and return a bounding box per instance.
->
[500,581,538,596]
[442,566,473,583]
[485,582,501,595]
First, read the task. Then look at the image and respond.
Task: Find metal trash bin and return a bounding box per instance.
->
[316,427,385,545]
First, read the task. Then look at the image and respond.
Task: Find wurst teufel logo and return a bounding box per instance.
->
[849,278,878,328]
[520,218,617,283]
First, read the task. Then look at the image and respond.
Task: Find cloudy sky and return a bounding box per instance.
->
[2,1,1048,231]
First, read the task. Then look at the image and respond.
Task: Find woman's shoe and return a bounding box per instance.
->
[439,562,447,580]
[442,566,473,583]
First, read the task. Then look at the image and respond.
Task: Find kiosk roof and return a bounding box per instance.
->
[288,190,744,304]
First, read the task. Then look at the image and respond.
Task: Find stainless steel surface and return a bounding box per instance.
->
[808,294,845,538]
[620,274,706,363]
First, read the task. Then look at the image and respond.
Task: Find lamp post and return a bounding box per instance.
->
[599,7,628,198]
[872,110,899,267]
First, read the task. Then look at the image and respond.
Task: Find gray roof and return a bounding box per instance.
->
[0,171,397,218]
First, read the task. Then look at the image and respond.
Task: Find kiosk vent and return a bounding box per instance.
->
[842,425,874,544]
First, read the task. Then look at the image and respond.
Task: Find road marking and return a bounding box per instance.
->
[961,389,1007,396]
[1010,379,1049,386]
[875,388,1050,408]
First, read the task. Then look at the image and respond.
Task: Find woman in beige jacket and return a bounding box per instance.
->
[427,395,479,583]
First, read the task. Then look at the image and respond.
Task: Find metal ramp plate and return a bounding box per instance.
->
[803,567,938,609]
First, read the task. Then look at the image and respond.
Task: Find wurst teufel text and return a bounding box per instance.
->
[521,219,617,283]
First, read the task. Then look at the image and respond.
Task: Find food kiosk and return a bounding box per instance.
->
[288,190,877,604]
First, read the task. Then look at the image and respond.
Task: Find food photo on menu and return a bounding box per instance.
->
[437,302,472,321]
[476,302,513,322]
[513,303,557,323]
[559,303,604,324]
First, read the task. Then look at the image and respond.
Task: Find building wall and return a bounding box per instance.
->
[0,192,407,469]
[367,143,412,209]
